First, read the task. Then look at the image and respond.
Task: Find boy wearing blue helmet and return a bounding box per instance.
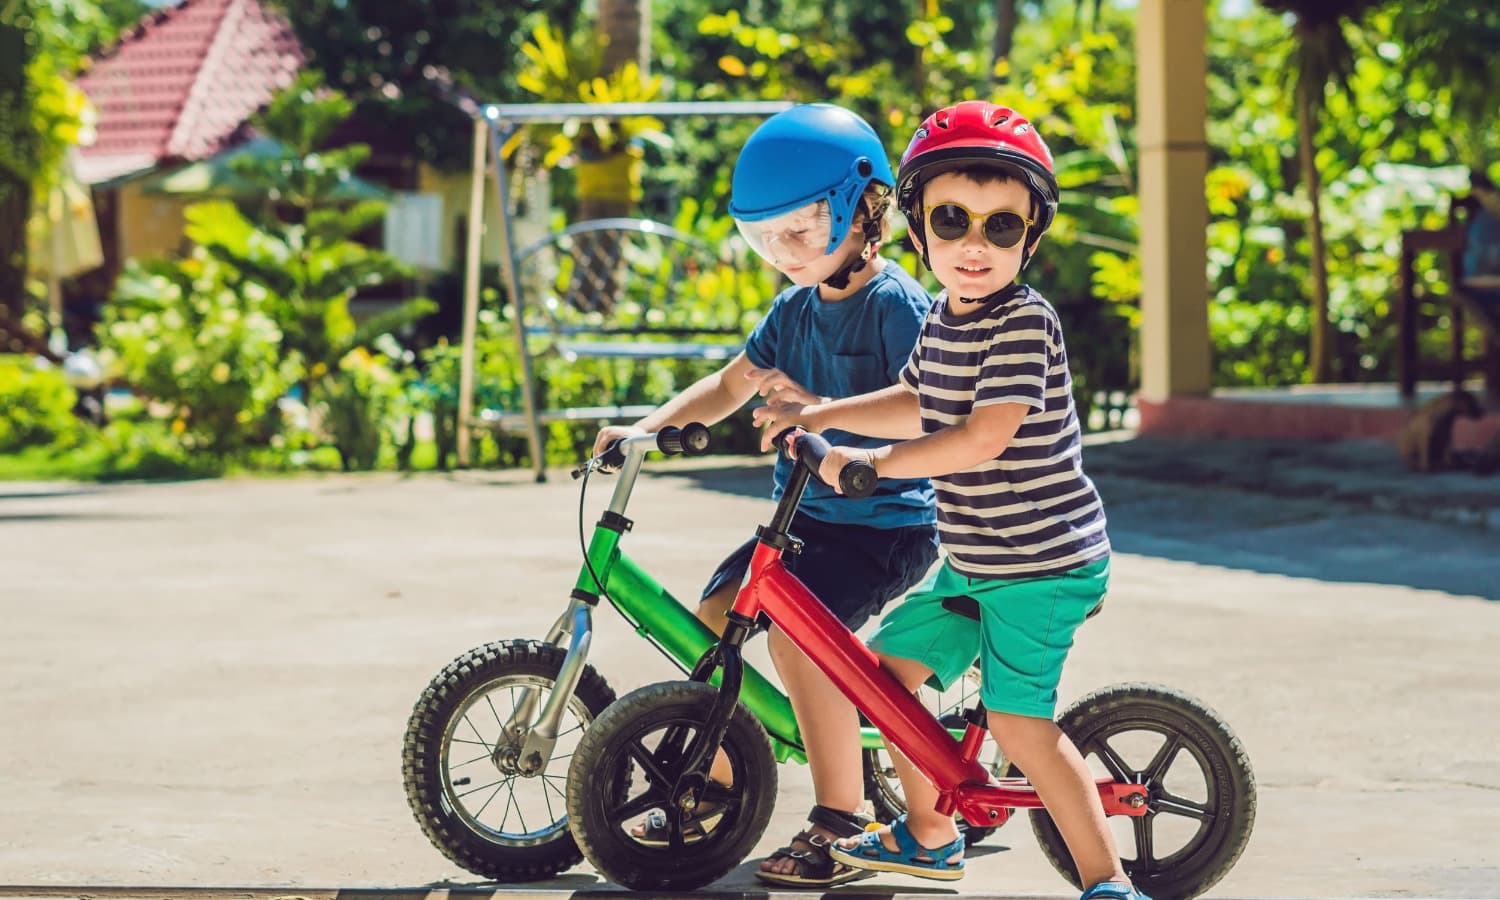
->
[591,103,938,887]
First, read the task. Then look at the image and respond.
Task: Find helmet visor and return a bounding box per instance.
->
[734,201,834,268]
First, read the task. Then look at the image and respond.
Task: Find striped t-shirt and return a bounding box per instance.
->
[899,284,1109,578]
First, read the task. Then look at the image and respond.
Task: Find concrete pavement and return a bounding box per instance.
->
[1,436,1497,898]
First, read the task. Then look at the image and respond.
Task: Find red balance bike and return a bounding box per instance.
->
[566,429,1256,897]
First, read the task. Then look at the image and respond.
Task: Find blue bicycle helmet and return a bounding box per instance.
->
[730,104,895,258]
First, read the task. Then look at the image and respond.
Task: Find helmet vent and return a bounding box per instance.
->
[857,159,873,177]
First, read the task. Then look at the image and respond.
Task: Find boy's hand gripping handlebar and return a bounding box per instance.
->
[775,428,878,499]
[572,422,713,478]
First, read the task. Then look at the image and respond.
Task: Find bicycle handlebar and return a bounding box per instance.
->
[775,428,877,500]
[575,422,713,478]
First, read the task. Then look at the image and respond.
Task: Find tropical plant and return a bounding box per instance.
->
[1386,2,1500,170]
[1255,0,1383,383]
[99,253,296,461]
[0,0,144,348]
[0,352,81,452]
[114,74,436,468]
[268,0,583,169]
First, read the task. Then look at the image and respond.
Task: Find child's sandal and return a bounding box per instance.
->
[827,814,966,882]
[1080,882,1152,900]
[629,796,727,847]
[755,805,876,887]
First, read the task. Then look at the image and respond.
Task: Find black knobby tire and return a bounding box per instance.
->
[861,667,1004,847]
[401,639,622,881]
[567,680,778,891]
[1026,683,1256,900]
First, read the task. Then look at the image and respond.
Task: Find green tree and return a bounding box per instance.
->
[111,74,436,470]
[1388,2,1500,169]
[0,11,34,334]
[0,0,144,348]
[269,0,582,170]
[1256,0,1382,383]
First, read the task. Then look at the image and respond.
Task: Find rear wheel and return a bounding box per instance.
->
[862,665,1005,847]
[1026,683,1256,900]
[401,639,623,881]
[567,680,778,891]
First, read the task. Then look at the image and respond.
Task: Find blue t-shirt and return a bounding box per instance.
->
[743,262,937,529]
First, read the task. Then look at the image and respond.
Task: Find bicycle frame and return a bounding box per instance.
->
[694,434,1149,828]
[524,433,920,770]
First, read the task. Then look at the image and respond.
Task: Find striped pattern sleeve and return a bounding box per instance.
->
[973,306,1053,411]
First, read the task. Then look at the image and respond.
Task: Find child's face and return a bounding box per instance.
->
[768,218,866,287]
[912,171,1038,299]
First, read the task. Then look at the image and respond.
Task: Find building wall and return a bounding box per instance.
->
[417,163,552,271]
[116,182,189,261]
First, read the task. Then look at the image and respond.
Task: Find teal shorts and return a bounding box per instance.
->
[867,556,1110,719]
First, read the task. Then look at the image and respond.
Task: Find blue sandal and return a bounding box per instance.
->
[1081,881,1152,900]
[827,814,965,881]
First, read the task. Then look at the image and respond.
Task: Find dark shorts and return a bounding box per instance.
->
[701,512,940,634]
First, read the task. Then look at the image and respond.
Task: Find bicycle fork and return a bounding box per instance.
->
[664,613,752,823]
[500,596,594,777]
[500,437,649,776]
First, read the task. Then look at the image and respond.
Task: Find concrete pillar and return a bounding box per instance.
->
[1136,0,1211,402]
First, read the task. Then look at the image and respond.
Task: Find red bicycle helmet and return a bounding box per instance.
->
[896,101,1059,242]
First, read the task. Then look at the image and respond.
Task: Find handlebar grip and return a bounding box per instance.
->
[598,439,627,471]
[657,422,712,457]
[839,459,877,499]
[777,428,878,500]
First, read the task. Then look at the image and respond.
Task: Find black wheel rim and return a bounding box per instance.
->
[592,711,757,856]
[1075,716,1224,881]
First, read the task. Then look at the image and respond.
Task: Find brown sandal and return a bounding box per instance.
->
[755,805,877,887]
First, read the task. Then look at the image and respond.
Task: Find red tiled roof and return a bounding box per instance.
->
[78,0,303,182]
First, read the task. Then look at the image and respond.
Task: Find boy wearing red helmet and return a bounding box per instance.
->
[755,101,1143,900]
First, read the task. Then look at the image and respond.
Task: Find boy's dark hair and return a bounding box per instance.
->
[913,163,1039,220]
[857,182,894,244]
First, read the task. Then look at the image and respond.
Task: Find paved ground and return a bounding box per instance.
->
[1,434,1497,899]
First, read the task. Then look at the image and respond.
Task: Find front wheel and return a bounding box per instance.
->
[567,681,778,891]
[401,639,622,881]
[1026,683,1256,900]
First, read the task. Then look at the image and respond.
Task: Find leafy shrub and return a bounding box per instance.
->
[0,354,81,452]
[98,255,296,459]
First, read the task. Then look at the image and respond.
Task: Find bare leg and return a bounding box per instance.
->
[988,711,1130,890]
[834,654,962,862]
[695,582,735,636]
[758,623,864,876]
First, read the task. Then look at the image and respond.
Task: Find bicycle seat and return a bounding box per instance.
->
[940,595,1105,620]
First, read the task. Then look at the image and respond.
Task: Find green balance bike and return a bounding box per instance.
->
[400,424,1003,881]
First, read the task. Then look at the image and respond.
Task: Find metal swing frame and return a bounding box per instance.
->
[455,101,791,480]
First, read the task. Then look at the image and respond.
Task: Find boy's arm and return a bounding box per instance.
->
[634,351,759,430]
[593,352,759,457]
[754,383,923,449]
[867,401,1028,479]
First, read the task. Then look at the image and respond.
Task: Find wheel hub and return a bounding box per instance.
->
[493,737,526,775]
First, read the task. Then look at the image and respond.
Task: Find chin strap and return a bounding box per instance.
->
[821,216,884,290]
[955,283,1024,306]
